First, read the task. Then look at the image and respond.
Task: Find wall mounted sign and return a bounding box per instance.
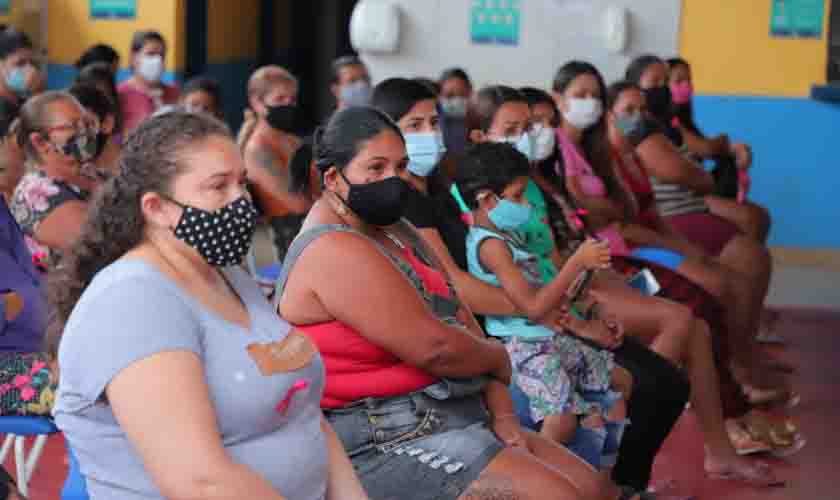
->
[770,0,825,38]
[0,0,10,16]
[90,0,136,20]
[470,0,521,46]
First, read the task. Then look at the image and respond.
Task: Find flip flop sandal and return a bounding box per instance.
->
[619,485,658,500]
[745,385,801,409]
[742,412,800,441]
[705,461,786,487]
[770,433,807,458]
[741,414,804,457]
[727,421,773,455]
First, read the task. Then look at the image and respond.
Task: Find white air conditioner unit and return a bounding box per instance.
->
[350,0,401,54]
[603,5,629,54]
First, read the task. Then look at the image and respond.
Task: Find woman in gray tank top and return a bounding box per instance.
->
[50,111,367,499]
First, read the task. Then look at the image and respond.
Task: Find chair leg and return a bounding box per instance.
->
[14,436,27,497]
[25,434,48,481]
[0,434,13,463]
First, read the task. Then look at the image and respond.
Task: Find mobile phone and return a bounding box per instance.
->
[568,269,595,303]
[627,268,661,296]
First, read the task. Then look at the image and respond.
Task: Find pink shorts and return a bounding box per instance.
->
[665,212,740,256]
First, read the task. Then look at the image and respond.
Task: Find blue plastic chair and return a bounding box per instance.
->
[0,416,59,497]
[61,445,88,500]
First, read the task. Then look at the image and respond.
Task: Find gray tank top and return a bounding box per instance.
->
[275,222,461,324]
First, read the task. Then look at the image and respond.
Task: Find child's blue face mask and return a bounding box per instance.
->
[5,66,30,97]
[486,194,532,231]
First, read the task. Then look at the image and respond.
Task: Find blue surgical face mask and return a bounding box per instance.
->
[6,67,29,96]
[493,132,536,162]
[614,111,643,138]
[488,195,532,231]
[440,97,468,118]
[404,132,446,177]
[340,80,372,107]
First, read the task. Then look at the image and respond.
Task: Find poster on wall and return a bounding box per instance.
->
[90,0,136,20]
[770,0,825,38]
[0,0,10,16]
[470,0,521,46]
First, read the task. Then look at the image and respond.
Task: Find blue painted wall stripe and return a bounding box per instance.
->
[694,95,840,248]
[47,64,181,91]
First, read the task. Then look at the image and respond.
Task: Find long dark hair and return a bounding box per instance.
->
[0,29,32,61]
[75,44,119,71]
[76,62,121,132]
[313,106,403,176]
[606,80,642,111]
[465,85,524,137]
[666,57,702,136]
[371,77,437,123]
[438,67,472,90]
[625,54,664,86]
[552,61,627,207]
[47,111,231,355]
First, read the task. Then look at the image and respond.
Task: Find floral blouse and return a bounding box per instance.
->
[10,170,89,267]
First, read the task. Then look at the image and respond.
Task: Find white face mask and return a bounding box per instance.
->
[562,97,603,130]
[532,124,556,161]
[137,54,164,83]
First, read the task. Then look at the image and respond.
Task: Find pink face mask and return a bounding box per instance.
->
[670,81,693,105]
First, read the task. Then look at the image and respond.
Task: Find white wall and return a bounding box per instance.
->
[358,0,682,90]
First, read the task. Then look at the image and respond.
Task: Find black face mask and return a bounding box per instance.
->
[644,86,673,121]
[265,104,297,132]
[336,169,408,226]
[52,130,97,164]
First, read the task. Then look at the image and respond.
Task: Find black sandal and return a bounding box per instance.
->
[620,485,658,500]
[0,465,15,500]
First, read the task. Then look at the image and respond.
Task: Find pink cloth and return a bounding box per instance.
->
[557,129,631,256]
[117,81,180,133]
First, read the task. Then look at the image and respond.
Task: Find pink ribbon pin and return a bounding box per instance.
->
[275,379,310,414]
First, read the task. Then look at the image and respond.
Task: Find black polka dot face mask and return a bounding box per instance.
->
[171,196,259,267]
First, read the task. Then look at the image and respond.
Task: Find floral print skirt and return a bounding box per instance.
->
[507,334,614,422]
[0,352,57,416]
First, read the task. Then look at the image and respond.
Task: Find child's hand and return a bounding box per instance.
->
[491,414,529,450]
[602,314,625,349]
[573,317,623,350]
[573,238,611,270]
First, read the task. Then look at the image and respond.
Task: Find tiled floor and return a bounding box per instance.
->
[650,306,840,500]
[4,266,839,499]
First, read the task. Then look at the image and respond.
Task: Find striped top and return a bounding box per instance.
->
[649,145,709,217]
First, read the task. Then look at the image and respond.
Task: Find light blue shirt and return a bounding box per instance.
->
[54,259,328,499]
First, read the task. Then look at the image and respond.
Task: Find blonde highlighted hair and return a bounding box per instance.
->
[237,65,299,149]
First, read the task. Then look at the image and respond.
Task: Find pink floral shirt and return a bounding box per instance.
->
[9,170,89,266]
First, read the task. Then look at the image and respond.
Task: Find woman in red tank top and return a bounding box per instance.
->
[275,106,618,500]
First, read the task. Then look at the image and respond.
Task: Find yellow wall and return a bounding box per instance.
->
[680,0,832,97]
[207,0,260,63]
[47,0,185,71]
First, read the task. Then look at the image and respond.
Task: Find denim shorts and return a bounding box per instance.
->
[325,389,504,500]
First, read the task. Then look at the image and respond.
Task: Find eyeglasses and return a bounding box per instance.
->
[42,117,100,137]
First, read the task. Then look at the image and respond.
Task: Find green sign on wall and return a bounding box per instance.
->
[770,0,825,38]
[470,0,521,46]
[90,0,136,20]
[0,0,10,16]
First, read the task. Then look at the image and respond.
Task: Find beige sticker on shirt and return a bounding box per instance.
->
[247,329,316,376]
